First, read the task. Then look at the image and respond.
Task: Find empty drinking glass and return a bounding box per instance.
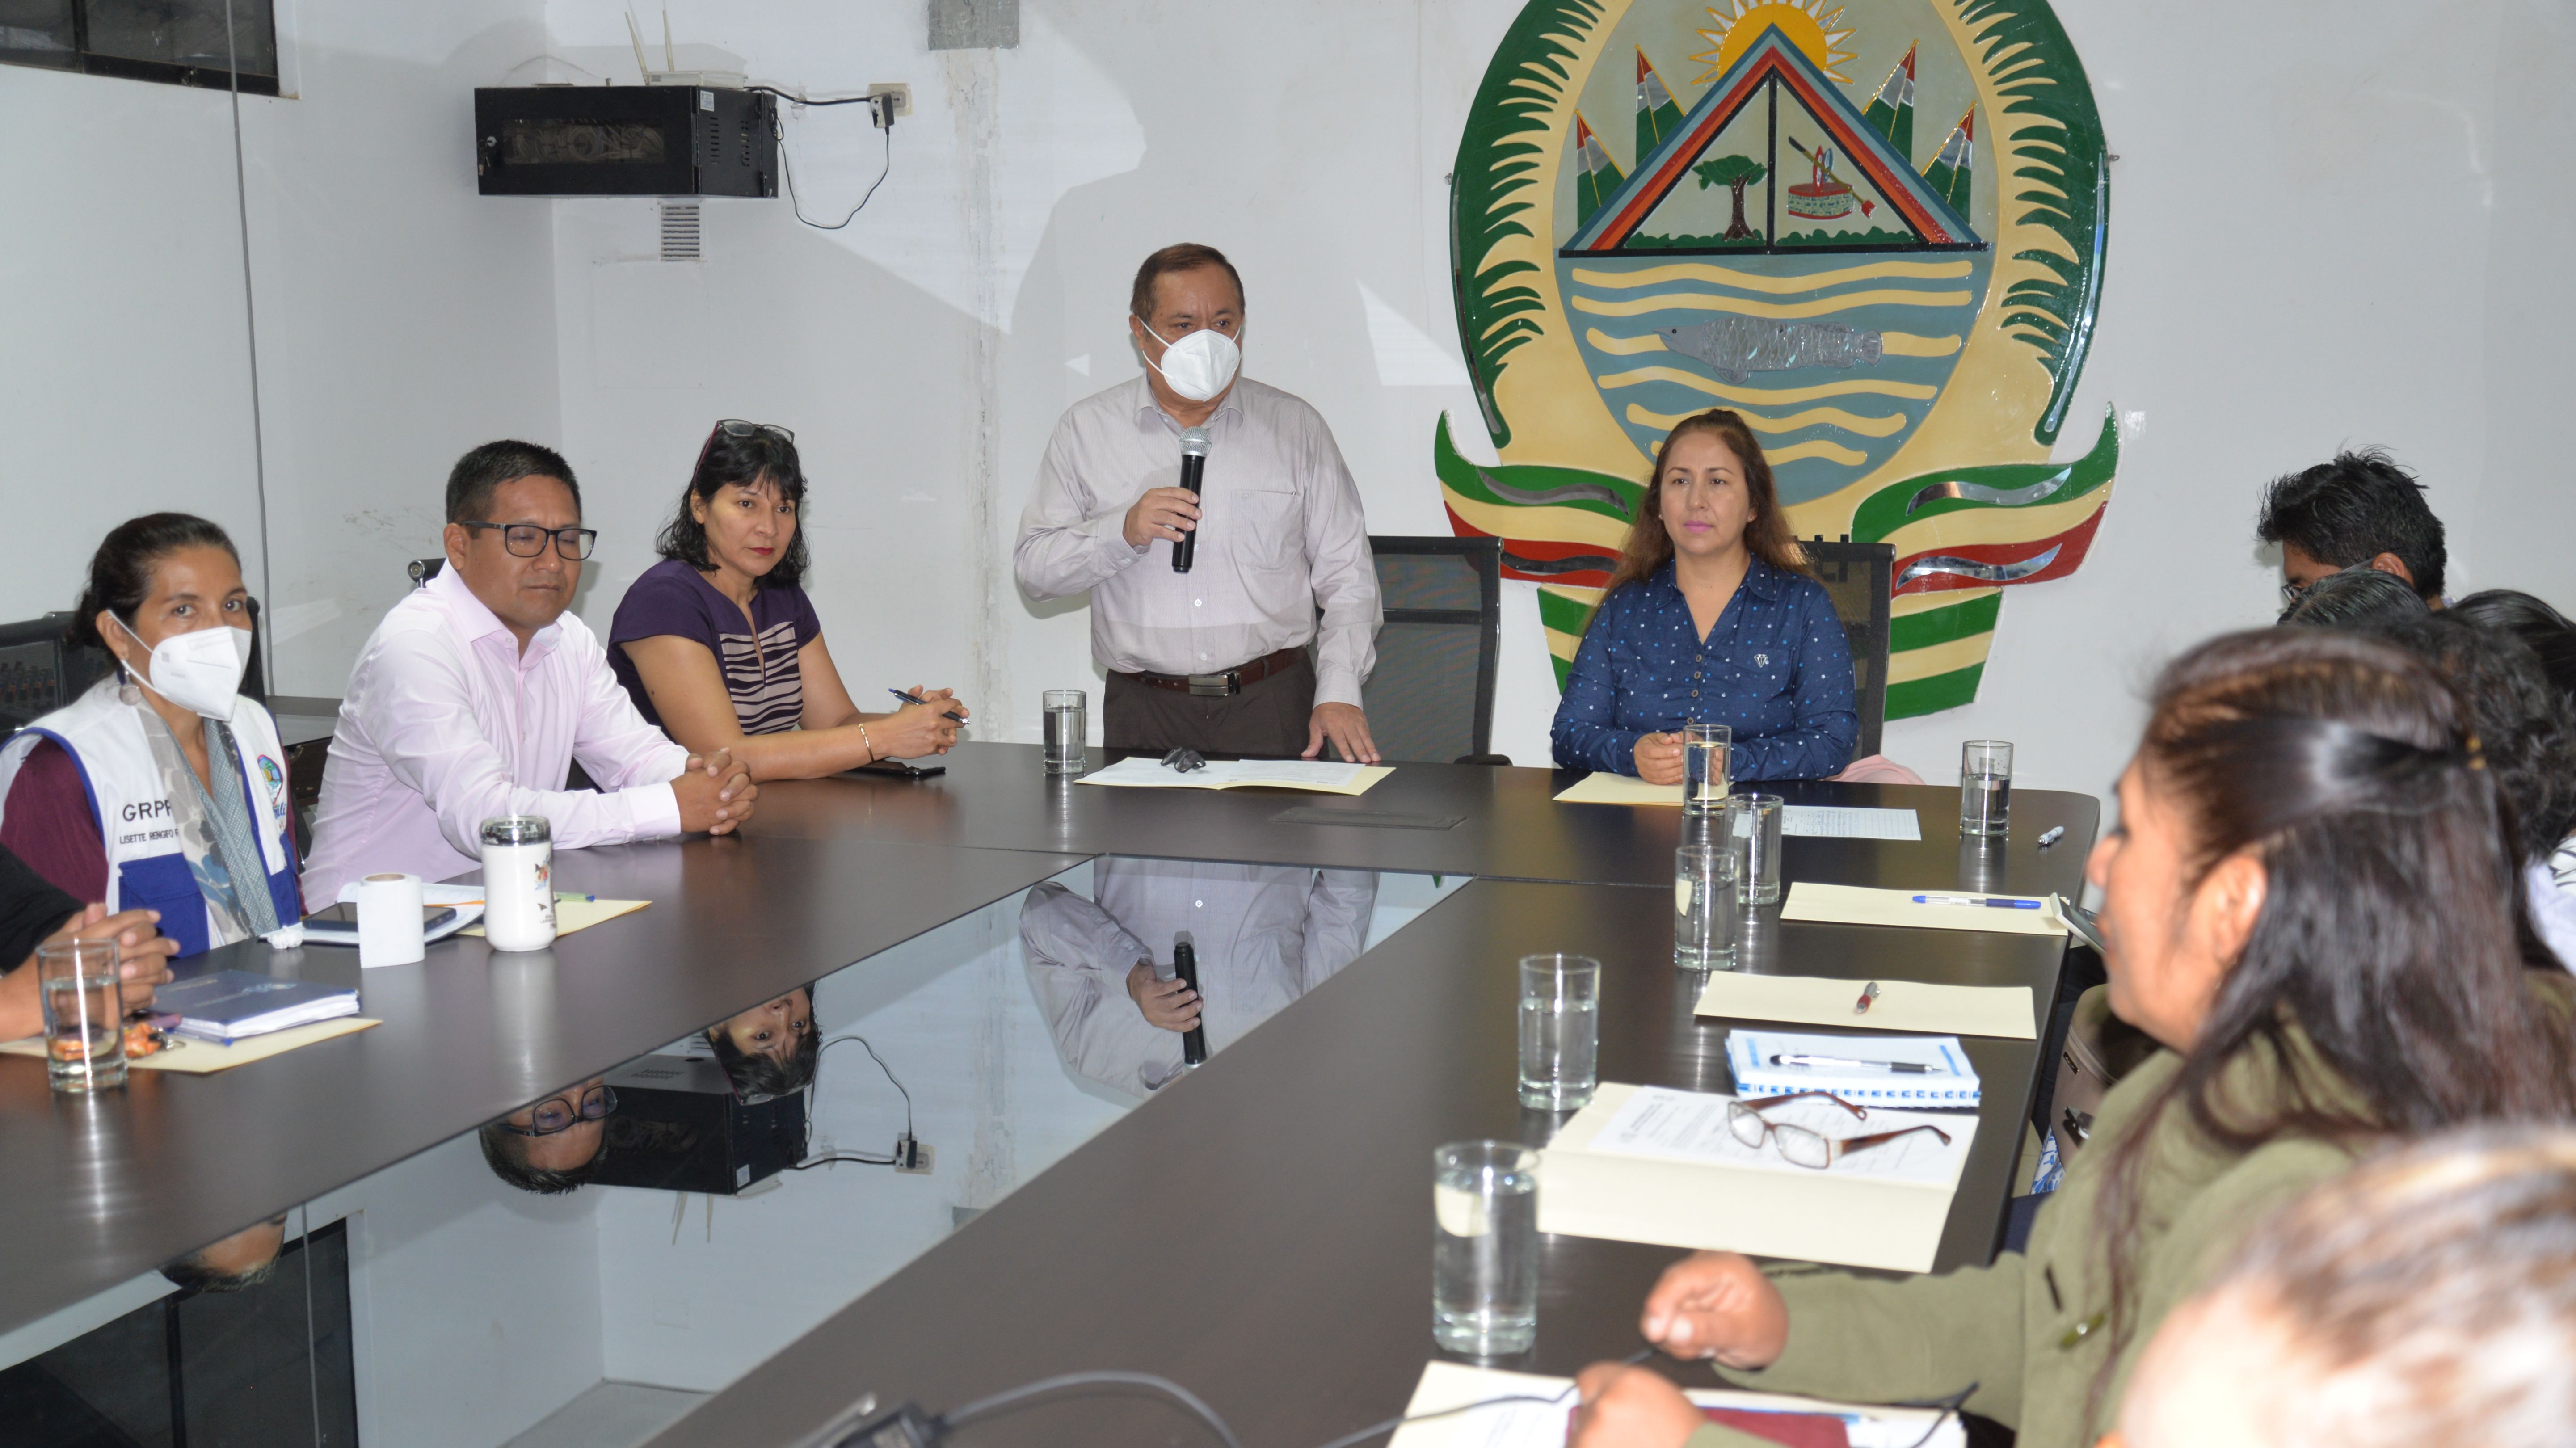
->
[1432,1140,1539,1356]
[1725,793,1786,905]
[1516,953,1600,1111]
[1682,722,1732,815]
[40,939,126,1093]
[1961,740,2014,837]
[1043,690,1087,775]
[1674,843,1739,970]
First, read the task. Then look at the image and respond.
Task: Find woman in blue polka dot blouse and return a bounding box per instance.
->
[1549,409,1858,781]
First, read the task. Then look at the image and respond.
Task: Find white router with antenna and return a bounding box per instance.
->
[626,9,746,90]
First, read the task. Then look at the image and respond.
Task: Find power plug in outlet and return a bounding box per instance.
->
[894,1135,934,1174]
[867,83,911,129]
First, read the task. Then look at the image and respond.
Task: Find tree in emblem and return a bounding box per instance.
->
[1692,153,1769,241]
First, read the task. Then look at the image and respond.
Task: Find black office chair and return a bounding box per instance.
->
[0,613,115,736]
[1352,536,1505,764]
[1802,537,1893,760]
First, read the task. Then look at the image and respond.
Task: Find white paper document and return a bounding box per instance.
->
[1780,804,1921,840]
[1075,756,1390,795]
[1388,1361,1963,1448]
[1590,1085,1967,1185]
[1537,1082,1975,1271]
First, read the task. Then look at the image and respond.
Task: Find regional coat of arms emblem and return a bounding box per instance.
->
[1441,0,2114,719]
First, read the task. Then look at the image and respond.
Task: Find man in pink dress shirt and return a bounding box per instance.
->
[301,442,756,903]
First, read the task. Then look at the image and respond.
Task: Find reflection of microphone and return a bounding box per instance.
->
[1172,931,1207,1066]
[1172,426,1209,573]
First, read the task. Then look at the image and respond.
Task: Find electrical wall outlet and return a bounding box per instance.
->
[867,83,912,118]
[894,1137,934,1175]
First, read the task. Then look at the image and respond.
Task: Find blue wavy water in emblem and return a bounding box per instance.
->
[1557,249,1992,508]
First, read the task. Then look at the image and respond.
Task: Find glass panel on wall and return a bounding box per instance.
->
[0,0,279,92]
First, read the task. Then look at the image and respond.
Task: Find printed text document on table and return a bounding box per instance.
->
[1536,1082,1975,1272]
[1078,757,1393,795]
[1387,1361,1964,1448]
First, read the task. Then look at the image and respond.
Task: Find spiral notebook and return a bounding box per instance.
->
[1725,1029,1980,1106]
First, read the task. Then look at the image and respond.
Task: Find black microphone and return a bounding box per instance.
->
[1172,931,1207,1066]
[1171,426,1209,573]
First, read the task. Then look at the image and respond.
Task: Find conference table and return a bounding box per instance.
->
[0,742,2098,1448]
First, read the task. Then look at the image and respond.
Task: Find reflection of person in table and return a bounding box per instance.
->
[1012,243,1384,763]
[1549,409,1856,783]
[610,421,968,779]
[1567,628,2576,1448]
[160,1212,291,1294]
[705,984,819,1100]
[1019,859,1375,1097]
[478,1076,616,1195]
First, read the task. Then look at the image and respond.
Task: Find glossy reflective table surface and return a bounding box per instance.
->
[652,868,2080,1448]
[0,759,2096,1448]
[746,742,2099,890]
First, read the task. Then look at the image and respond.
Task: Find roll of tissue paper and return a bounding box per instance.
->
[356,871,426,968]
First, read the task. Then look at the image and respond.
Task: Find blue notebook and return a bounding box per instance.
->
[156,971,361,1046]
[1725,1028,1981,1107]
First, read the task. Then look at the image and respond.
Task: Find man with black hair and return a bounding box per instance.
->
[2374,614,2576,967]
[477,1076,614,1195]
[304,442,759,901]
[2256,448,2448,606]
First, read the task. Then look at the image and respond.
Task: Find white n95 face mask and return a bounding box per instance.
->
[1140,321,1243,402]
[117,616,252,720]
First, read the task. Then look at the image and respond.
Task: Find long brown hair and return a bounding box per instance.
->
[2084,628,2576,1427]
[1600,409,1808,597]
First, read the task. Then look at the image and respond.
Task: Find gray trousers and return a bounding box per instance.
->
[1103,653,1315,758]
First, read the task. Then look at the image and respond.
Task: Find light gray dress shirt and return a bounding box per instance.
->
[1020,859,1377,1098]
[1012,375,1382,708]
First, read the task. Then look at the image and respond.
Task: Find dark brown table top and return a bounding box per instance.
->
[747,743,2099,892]
[0,836,1086,1336]
[651,859,2090,1448]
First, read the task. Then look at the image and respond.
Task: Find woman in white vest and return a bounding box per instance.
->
[0,514,303,956]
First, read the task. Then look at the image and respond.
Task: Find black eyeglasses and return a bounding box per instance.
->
[493,1085,617,1137]
[459,521,598,560]
[715,419,793,443]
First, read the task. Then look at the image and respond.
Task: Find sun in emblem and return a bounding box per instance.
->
[1695,0,1857,84]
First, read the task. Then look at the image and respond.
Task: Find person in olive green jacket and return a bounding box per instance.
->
[1569,627,2576,1448]
[2114,1123,2576,1448]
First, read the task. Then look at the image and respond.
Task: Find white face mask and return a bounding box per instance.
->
[1139,320,1243,403]
[117,616,251,720]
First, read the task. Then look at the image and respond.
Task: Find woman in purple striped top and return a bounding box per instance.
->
[610,421,968,778]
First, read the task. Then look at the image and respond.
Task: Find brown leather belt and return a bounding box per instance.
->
[1118,646,1305,697]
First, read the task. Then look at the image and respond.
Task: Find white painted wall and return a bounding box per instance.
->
[0,66,267,627]
[24,0,2572,808]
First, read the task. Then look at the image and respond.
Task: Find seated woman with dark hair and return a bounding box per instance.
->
[0,514,303,956]
[1549,410,1856,782]
[1567,628,2576,1448]
[705,985,819,1101]
[611,422,969,779]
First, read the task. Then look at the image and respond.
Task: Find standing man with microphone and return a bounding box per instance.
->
[1014,243,1383,761]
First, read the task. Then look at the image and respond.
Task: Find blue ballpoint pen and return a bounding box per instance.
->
[889,689,969,724]
[1913,893,2045,909]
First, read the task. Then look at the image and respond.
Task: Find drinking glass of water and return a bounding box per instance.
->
[1432,1140,1539,1356]
[40,939,126,1093]
[1961,740,2014,837]
[1682,722,1731,815]
[1517,953,1600,1111]
[1043,690,1087,775]
[1724,793,1786,905]
[1674,843,1739,970]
